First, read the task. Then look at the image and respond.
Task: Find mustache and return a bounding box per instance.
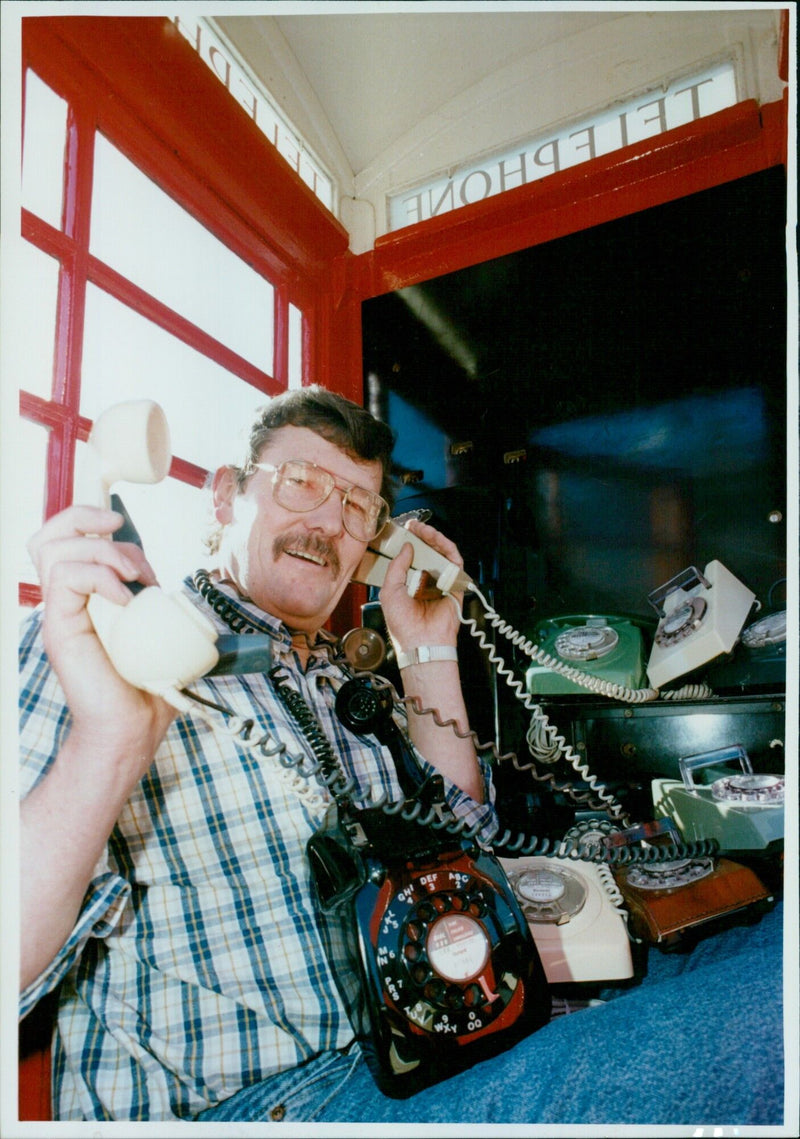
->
[273,531,341,577]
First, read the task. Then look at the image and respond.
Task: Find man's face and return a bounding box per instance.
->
[213,425,384,632]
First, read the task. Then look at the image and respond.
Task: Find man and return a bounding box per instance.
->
[19,386,784,1125]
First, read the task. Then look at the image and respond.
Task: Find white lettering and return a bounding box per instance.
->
[674,77,715,120]
[429,181,456,217]
[173,15,201,53]
[498,152,527,193]
[532,139,560,174]
[236,78,258,123]
[637,94,668,136]
[459,169,493,205]
[618,110,630,148]
[208,46,231,90]
[172,17,333,212]
[388,61,738,231]
[402,193,424,225]
[569,124,596,162]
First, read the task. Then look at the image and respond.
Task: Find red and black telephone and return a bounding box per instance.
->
[307,677,551,1099]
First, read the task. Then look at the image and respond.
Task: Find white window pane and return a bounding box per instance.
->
[17,418,49,583]
[22,70,67,228]
[12,241,60,399]
[90,135,274,371]
[73,441,212,593]
[81,284,272,472]
[288,303,303,389]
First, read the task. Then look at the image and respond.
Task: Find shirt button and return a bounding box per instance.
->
[270,1104,287,1121]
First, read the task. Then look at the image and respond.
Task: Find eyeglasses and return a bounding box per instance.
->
[254,459,390,542]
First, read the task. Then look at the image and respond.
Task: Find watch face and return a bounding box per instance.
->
[426,914,490,982]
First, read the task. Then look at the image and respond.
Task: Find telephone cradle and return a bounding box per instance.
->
[652,744,785,854]
[612,857,774,946]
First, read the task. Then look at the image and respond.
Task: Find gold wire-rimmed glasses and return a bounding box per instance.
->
[254,459,390,542]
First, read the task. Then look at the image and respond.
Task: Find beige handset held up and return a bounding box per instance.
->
[85,400,219,701]
[352,520,475,597]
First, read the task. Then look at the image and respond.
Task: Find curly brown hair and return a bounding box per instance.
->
[204,385,396,554]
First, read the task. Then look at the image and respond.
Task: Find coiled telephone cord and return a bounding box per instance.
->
[452,593,630,824]
[179,676,717,865]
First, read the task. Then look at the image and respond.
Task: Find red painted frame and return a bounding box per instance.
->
[352,97,787,301]
[16,13,788,1120]
[18,16,355,607]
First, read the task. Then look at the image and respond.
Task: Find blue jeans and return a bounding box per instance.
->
[199,901,785,1125]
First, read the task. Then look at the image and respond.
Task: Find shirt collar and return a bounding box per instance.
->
[184,572,340,666]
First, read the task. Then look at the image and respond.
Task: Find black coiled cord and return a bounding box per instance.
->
[269,666,350,800]
[181,675,720,864]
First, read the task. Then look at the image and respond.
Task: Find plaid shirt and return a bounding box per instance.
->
[19,577,496,1120]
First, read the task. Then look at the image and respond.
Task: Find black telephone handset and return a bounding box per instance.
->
[306,675,551,1099]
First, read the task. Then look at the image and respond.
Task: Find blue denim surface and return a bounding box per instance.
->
[199,900,785,1126]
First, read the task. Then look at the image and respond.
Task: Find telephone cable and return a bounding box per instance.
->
[453,594,631,824]
[178,676,717,866]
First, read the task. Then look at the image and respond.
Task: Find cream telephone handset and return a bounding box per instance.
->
[84,400,220,703]
[352,520,474,598]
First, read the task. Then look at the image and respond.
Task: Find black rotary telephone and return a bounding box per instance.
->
[304,676,551,1099]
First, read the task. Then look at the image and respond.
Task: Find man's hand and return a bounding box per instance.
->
[378,517,463,654]
[377,519,483,803]
[21,504,180,990]
[27,504,176,757]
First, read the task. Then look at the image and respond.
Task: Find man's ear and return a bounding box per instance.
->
[211,466,238,525]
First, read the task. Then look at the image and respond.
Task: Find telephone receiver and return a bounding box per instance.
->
[84,400,223,701]
[351,519,474,598]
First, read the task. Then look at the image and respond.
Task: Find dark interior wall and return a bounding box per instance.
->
[362,166,788,636]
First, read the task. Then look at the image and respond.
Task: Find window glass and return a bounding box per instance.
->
[73,442,212,592]
[81,284,272,471]
[16,418,49,584]
[90,135,275,370]
[288,303,303,389]
[13,242,60,399]
[22,70,68,229]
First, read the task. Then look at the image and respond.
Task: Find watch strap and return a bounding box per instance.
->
[396,645,458,670]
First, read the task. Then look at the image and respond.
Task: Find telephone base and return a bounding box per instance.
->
[500,855,634,983]
[613,856,773,945]
[646,560,755,689]
[525,615,648,696]
[652,778,784,852]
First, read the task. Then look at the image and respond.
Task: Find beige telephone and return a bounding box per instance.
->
[645,562,755,688]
